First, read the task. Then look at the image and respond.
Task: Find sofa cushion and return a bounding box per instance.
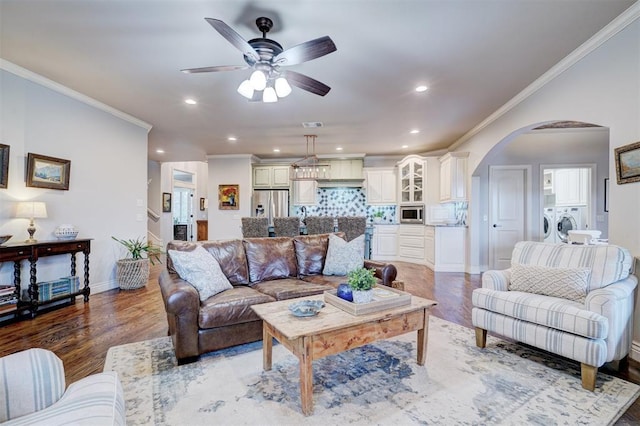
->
[511,241,632,291]
[292,233,333,276]
[472,288,608,339]
[243,237,298,283]
[509,264,590,302]
[199,286,275,329]
[168,247,233,301]
[252,277,333,301]
[322,234,365,276]
[165,240,198,274]
[202,239,250,285]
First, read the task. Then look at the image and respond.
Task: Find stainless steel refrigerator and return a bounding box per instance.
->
[251,190,290,225]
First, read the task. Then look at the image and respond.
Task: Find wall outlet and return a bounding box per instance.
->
[136,213,143,221]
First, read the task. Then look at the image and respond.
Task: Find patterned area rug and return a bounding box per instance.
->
[104,317,640,425]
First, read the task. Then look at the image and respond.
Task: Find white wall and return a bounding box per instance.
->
[455,16,640,354]
[207,155,253,240]
[0,67,150,294]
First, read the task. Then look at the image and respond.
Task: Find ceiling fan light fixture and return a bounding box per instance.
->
[263,86,278,103]
[275,77,292,98]
[249,70,267,91]
[237,80,255,99]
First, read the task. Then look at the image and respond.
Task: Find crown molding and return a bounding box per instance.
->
[0,58,152,132]
[449,2,640,151]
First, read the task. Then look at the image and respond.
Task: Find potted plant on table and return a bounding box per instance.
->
[348,267,377,304]
[112,236,163,290]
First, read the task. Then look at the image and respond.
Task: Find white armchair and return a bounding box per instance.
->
[0,348,125,425]
[472,241,637,391]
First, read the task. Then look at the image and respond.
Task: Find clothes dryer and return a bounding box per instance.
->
[543,207,556,243]
[556,206,584,243]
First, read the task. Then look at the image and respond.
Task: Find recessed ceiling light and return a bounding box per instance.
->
[410,129,420,134]
[273,148,280,153]
[228,137,237,142]
[184,98,197,105]
[401,145,408,149]
[415,85,428,92]
[336,147,343,151]
[156,149,165,154]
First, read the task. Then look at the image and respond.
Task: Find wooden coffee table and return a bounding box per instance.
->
[251,294,438,415]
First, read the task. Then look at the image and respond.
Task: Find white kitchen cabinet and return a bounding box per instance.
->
[397,224,425,263]
[425,225,466,272]
[327,159,363,180]
[439,152,469,202]
[365,168,397,205]
[397,155,427,204]
[292,180,317,205]
[371,224,398,261]
[554,168,589,206]
[253,165,291,188]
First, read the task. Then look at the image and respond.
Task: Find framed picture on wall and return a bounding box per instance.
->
[218,184,239,210]
[162,192,172,212]
[26,153,71,190]
[0,144,9,189]
[614,140,640,184]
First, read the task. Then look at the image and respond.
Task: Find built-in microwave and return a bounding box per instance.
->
[399,204,424,224]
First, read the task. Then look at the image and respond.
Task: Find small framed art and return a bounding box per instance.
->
[0,144,9,189]
[162,192,172,212]
[26,153,70,190]
[614,141,640,184]
[218,184,239,210]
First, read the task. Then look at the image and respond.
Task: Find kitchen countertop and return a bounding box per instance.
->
[425,222,467,227]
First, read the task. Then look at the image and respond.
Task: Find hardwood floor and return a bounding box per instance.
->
[0,260,637,423]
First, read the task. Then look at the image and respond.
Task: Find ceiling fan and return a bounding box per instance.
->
[181,17,337,102]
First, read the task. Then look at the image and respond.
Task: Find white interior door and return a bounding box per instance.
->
[489,166,529,270]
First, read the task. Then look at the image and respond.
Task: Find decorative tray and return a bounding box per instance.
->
[324,286,411,316]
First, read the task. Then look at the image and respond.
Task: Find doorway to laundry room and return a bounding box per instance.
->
[542,165,598,244]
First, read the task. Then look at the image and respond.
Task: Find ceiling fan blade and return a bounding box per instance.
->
[273,36,337,66]
[181,65,248,74]
[205,18,260,63]
[284,71,331,96]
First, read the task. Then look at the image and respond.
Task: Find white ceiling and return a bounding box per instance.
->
[0,1,635,163]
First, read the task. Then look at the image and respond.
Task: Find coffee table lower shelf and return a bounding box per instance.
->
[253,295,437,416]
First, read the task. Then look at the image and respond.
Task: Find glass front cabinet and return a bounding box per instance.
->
[397,155,427,204]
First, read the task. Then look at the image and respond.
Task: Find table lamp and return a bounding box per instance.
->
[16,201,48,243]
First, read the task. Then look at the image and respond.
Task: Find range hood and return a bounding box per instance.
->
[316,178,364,188]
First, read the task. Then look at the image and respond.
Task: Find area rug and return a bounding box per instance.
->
[104,317,639,425]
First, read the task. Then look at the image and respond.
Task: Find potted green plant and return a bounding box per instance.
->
[372,211,384,223]
[112,236,163,290]
[347,267,376,304]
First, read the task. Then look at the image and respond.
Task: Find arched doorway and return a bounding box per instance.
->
[471,120,609,270]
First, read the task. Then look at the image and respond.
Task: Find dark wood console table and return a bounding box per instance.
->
[0,239,91,318]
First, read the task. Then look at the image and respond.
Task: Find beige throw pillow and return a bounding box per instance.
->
[509,264,591,303]
[322,234,365,276]
[168,246,232,301]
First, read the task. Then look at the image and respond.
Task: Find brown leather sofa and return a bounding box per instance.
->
[158,233,398,363]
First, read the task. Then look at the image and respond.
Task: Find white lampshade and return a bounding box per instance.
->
[237,80,254,99]
[263,86,278,103]
[274,77,292,98]
[16,201,48,219]
[249,70,267,91]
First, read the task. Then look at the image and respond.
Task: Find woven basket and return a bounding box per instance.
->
[116,258,149,290]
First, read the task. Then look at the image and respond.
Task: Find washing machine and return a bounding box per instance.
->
[543,207,556,243]
[556,206,585,243]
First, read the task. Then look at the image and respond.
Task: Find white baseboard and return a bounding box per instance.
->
[90,279,119,295]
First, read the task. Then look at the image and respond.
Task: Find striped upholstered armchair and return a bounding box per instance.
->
[0,348,125,425]
[472,241,637,391]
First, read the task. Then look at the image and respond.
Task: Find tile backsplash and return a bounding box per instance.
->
[294,188,396,223]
